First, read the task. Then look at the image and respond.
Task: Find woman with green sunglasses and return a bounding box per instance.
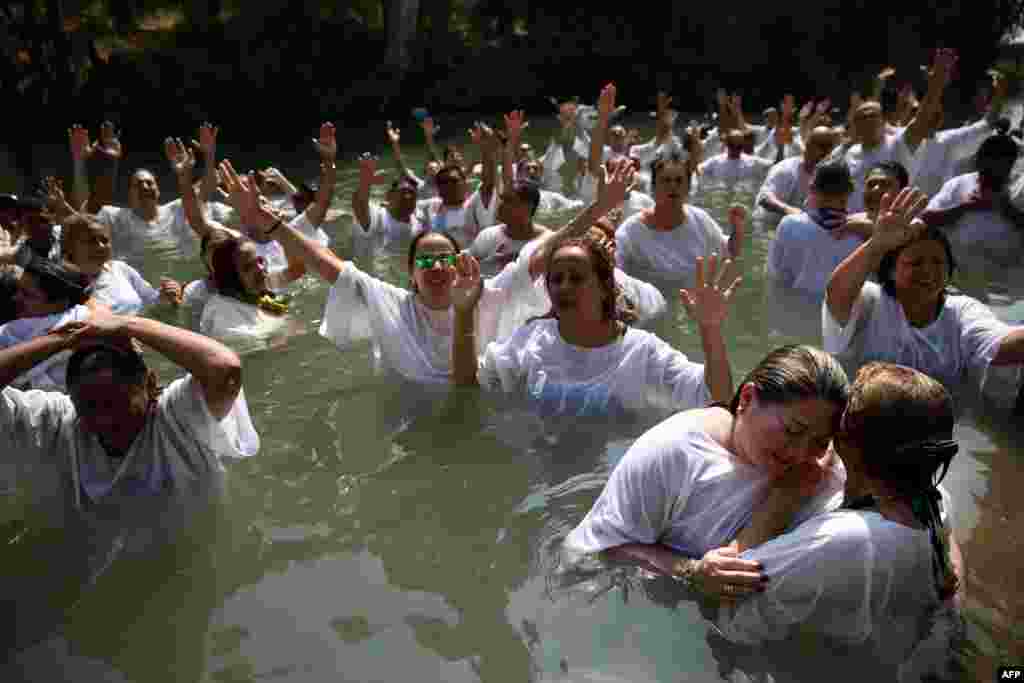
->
[218,159,634,383]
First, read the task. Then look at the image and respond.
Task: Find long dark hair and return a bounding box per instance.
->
[528,229,638,325]
[210,237,257,301]
[23,255,90,307]
[840,362,959,599]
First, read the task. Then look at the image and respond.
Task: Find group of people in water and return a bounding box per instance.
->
[3,45,1024,677]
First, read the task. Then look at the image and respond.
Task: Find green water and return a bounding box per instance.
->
[4,119,1022,682]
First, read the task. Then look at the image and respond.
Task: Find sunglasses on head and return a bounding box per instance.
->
[414,253,457,269]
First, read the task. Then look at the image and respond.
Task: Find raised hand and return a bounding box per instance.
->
[597,158,636,213]
[799,100,814,121]
[41,176,72,216]
[220,159,277,230]
[450,252,483,313]
[96,121,122,161]
[927,48,958,84]
[358,153,389,186]
[597,83,617,124]
[816,98,832,115]
[68,124,95,161]
[420,116,436,138]
[504,110,527,144]
[679,253,741,330]
[386,121,401,145]
[872,187,929,251]
[657,91,673,116]
[878,66,896,81]
[312,122,337,162]
[165,137,196,177]
[989,69,1009,102]
[192,122,218,159]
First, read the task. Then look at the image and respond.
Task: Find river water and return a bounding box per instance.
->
[4,117,1023,682]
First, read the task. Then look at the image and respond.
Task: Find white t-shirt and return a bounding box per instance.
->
[318,258,539,383]
[697,153,773,188]
[925,172,1024,265]
[0,374,258,519]
[831,131,916,212]
[715,499,953,676]
[753,156,812,228]
[615,207,729,284]
[574,176,654,221]
[88,260,160,314]
[754,132,803,163]
[767,212,864,296]
[478,319,709,419]
[912,121,993,198]
[564,410,845,558]
[415,190,499,247]
[352,205,425,259]
[204,200,234,225]
[467,225,545,277]
[0,305,91,391]
[96,200,197,265]
[248,213,326,284]
[823,281,1010,390]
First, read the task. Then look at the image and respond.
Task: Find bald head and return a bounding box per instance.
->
[804,126,839,167]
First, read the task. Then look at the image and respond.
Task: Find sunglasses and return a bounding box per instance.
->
[414,253,457,269]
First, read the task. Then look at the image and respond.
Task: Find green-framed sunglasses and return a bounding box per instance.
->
[414,253,458,269]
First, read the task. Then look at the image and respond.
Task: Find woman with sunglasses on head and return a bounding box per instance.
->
[825,186,1024,400]
[709,363,964,681]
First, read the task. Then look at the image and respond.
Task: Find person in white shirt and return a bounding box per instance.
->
[695,129,774,192]
[59,214,180,315]
[468,179,549,277]
[824,186,1024,396]
[70,125,221,266]
[754,125,839,229]
[219,159,560,384]
[828,49,957,212]
[767,162,863,296]
[615,147,745,285]
[919,132,1024,267]
[351,155,425,260]
[562,344,849,596]
[711,363,964,681]
[450,222,739,418]
[911,71,1008,198]
[415,163,498,247]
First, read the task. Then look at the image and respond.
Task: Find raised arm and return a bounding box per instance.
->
[0,330,76,390]
[88,122,122,213]
[386,122,421,185]
[306,122,338,227]
[221,159,345,284]
[193,122,219,203]
[166,137,213,240]
[679,254,739,404]
[68,124,95,212]
[527,159,634,279]
[421,116,443,165]
[992,326,1024,365]
[450,253,484,386]
[589,84,616,178]
[351,154,389,231]
[869,66,896,103]
[71,311,241,420]
[905,49,958,152]
[476,122,499,205]
[503,110,526,191]
[826,188,928,325]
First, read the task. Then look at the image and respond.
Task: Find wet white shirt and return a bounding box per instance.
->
[352,205,426,260]
[467,225,547,278]
[96,200,197,265]
[823,281,1010,390]
[767,212,864,296]
[478,319,710,420]
[0,305,91,391]
[911,121,993,198]
[415,190,499,247]
[697,153,773,188]
[924,172,1024,266]
[753,156,812,229]
[831,131,916,212]
[88,260,160,314]
[615,207,729,284]
[565,410,845,557]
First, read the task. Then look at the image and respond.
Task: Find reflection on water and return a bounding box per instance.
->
[4,121,1023,682]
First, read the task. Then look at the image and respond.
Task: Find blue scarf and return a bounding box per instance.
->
[807,207,848,232]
